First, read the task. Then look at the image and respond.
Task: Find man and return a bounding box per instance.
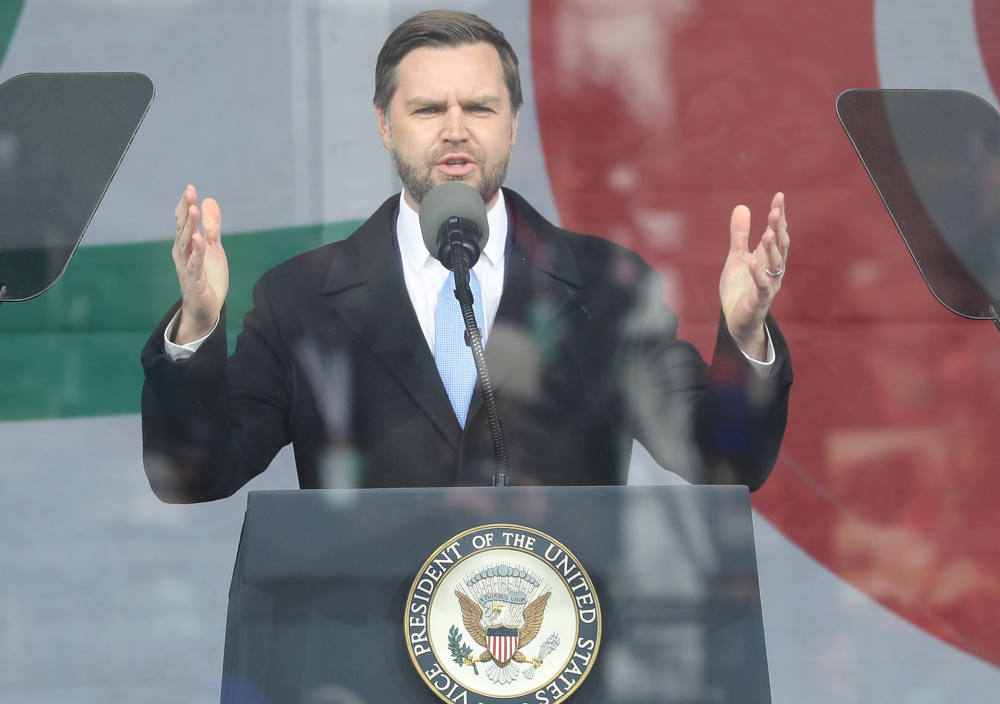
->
[141,10,791,502]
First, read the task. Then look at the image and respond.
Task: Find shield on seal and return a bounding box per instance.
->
[486,626,519,665]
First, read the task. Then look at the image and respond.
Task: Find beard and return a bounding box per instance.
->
[392,144,512,206]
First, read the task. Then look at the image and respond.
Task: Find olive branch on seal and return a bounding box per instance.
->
[448,625,478,674]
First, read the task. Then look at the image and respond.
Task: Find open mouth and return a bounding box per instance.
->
[435,155,477,178]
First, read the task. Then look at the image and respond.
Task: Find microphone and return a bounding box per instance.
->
[418,182,489,270]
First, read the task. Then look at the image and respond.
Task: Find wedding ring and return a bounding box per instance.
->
[765,266,784,278]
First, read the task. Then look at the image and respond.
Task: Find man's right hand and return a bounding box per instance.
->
[171,184,229,345]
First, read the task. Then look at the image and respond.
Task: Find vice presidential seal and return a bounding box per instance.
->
[405,524,601,704]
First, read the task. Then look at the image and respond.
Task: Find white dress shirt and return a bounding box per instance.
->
[395,189,507,352]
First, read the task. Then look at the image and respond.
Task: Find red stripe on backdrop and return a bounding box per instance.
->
[975,0,1000,102]
[532,0,1000,666]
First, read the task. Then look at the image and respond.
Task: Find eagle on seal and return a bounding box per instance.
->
[456,590,551,685]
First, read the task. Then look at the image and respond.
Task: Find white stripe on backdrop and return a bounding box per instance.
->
[875,0,1000,107]
[3,418,998,702]
[0,0,558,246]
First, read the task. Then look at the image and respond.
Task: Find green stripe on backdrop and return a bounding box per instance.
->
[0,220,359,421]
[0,0,24,66]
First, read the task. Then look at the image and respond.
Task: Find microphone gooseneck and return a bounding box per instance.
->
[419,183,509,486]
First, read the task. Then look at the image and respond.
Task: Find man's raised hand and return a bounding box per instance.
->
[171,184,229,345]
[718,192,790,360]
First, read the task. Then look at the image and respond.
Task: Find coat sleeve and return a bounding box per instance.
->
[622,260,792,491]
[140,280,293,503]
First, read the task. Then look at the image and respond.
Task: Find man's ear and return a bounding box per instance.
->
[376,107,392,150]
[511,108,520,147]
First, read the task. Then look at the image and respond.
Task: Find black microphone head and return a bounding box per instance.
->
[418,182,489,270]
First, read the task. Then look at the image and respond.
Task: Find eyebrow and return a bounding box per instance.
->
[403,95,503,109]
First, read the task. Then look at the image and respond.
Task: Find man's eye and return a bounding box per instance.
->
[467,106,493,114]
[414,107,439,115]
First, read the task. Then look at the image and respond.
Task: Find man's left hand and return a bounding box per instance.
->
[719,192,790,360]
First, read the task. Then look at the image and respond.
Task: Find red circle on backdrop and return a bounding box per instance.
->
[532,0,1000,667]
[976,0,1000,102]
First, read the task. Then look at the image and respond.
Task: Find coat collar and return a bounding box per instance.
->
[319,189,584,293]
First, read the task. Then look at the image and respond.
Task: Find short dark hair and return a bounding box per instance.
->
[374,10,523,115]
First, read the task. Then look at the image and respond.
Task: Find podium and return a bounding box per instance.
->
[222,486,771,703]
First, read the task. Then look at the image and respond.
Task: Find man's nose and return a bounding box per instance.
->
[442,106,468,142]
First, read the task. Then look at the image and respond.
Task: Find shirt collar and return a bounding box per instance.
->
[396,188,508,275]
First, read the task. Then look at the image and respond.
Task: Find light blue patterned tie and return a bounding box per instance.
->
[435,270,485,428]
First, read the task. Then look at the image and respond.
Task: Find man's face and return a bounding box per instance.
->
[376,42,520,210]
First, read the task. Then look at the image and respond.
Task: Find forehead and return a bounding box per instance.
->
[392,42,508,103]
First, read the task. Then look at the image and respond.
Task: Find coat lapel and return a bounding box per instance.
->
[317,191,585,443]
[467,190,584,422]
[320,197,463,447]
